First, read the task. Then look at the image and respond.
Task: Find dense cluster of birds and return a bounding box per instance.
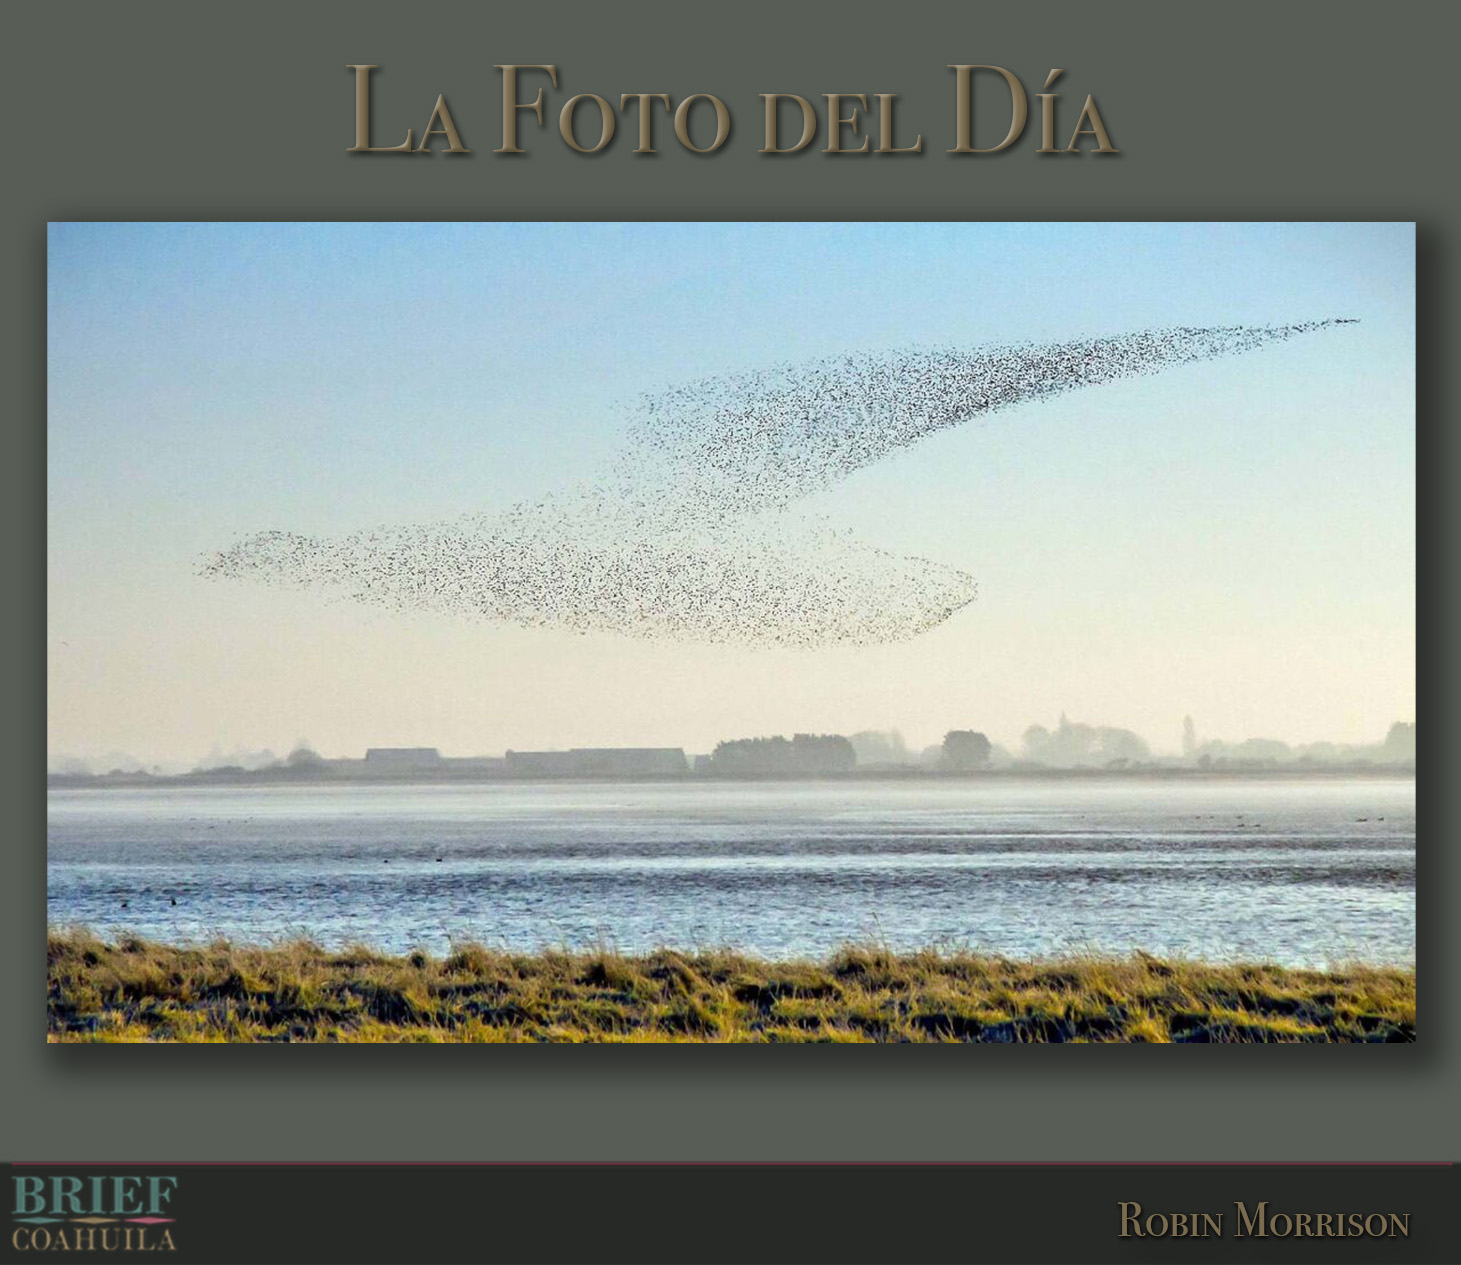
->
[202,509,978,646]
[622,321,1356,518]
[201,321,1352,647]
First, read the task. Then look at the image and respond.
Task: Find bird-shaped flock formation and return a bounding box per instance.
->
[201,321,1353,647]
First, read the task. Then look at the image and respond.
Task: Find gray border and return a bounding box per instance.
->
[9,1,1448,1160]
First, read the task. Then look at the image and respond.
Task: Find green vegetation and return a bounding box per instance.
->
[47,928,1414,1043]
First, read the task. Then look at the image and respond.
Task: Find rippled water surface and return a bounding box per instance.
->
[47,778,1415,965]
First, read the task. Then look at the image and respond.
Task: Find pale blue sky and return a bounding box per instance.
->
[48,223,1414,765]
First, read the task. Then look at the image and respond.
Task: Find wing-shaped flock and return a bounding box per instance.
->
[201,321,1353,647]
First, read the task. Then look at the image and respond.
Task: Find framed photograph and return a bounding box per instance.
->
[46,221,1415,1045]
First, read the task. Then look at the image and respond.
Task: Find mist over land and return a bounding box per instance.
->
[48,716,1415,784]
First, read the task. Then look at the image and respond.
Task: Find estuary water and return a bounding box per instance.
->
[46,777,1415,966]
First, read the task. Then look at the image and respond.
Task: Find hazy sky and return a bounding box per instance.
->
[47,222,1414,766]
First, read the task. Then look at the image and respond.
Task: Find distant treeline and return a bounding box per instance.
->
[49,718,1415,784]
[707,734,856,775]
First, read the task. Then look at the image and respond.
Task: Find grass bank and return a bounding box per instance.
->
[47,928,1414,1043]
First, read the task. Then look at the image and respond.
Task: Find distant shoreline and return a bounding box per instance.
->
[46,929,1416,1044]
[48,764,1416,790]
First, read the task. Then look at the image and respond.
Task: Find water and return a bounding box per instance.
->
[46,777,1415,966]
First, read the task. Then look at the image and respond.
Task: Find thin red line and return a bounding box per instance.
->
[11,1160,1454,1167]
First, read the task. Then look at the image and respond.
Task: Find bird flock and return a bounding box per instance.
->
[201,321,1353,647]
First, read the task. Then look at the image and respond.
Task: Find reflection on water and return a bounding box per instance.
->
[47,778,1415,966]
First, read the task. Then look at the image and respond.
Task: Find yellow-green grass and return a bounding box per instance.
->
[46,928,1414,1043]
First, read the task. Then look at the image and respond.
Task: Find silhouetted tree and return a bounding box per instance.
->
[791,733,856,772]
[942,730,992,771]
[1383,721,1416,761]
[1023,715,1149,767]
[709,733,855,774]
[848,729,912,766]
